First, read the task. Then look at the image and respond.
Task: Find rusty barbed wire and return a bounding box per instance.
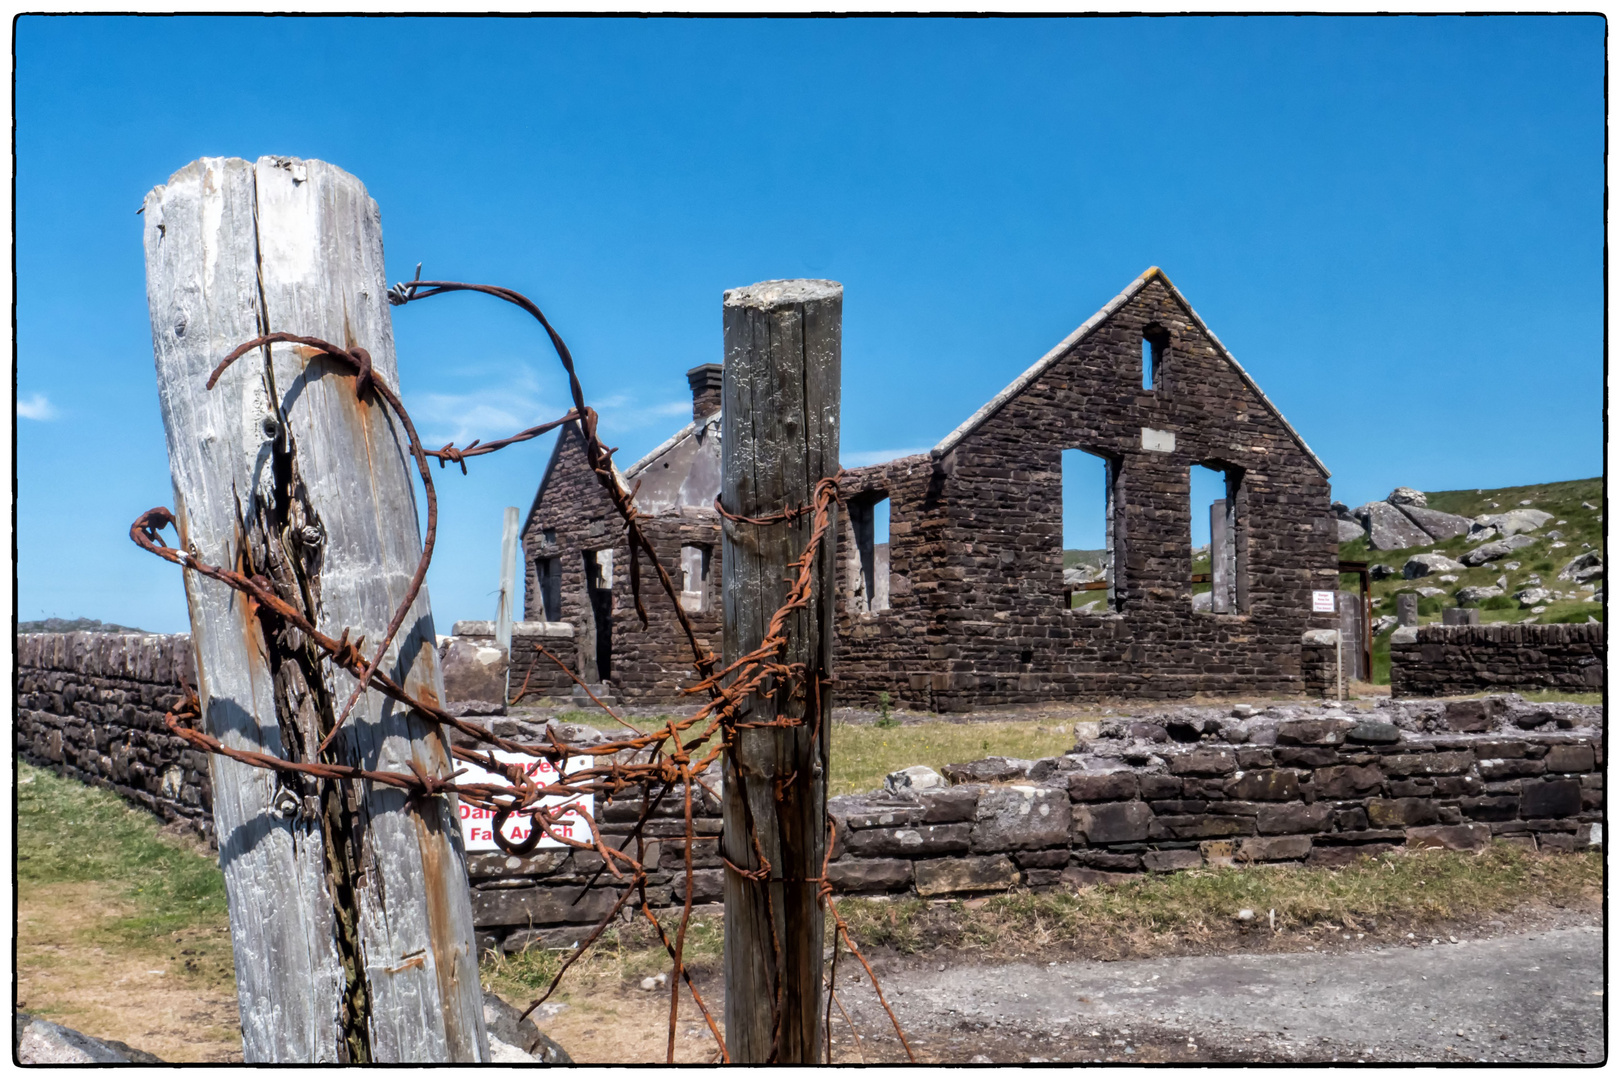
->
[131,275,914,1064]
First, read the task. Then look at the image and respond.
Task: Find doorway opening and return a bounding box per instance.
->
[584,548,614,680]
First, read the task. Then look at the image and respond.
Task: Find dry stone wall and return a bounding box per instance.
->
[16,633,212,839]
[26,634,1599,954]
[1390,623,1605,697]
[456,695,1602,950]
[820,695,1602,898]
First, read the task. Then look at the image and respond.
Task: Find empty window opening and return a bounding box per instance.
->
[583,548,614,681]
[1191,463,1244,613]
[1141,325,1168,391]
[536,555,562,621]
[849,495,891,613]
[1061,448,1122,612]
[542,527,557,545]
[679,544,713,613]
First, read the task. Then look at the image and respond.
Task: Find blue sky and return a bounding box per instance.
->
[16,15,1604,632]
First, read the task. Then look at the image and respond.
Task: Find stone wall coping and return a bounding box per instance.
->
[18,632,194,681]
[451,620,575,638]
[1413,623,1604,644]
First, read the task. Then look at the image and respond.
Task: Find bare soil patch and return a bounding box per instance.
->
[16,881,242,1063]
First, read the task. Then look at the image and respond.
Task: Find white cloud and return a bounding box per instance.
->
[17,393,56,421]
[408,367,563,448]
[842,447,931,467]
[594,399,701,437]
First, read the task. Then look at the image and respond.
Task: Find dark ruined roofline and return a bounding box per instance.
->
[928,267,1332,478]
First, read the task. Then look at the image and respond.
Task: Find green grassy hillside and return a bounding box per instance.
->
[1062,548,1107,569]
[1340,477,1603,683]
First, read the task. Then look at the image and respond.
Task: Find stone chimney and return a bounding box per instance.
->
[686,363,723,421]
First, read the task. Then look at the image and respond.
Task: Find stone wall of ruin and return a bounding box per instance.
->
[522,423,723,703]
[829,277,1340,710]
[1390,623,1605,697]
[17,637,1603,953]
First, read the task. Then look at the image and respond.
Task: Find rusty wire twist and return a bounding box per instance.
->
[132,275,914,1064]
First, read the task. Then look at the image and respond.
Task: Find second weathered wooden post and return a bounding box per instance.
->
[142,156,487,1062]
[719,279,841,1063]
[496,505,520,697]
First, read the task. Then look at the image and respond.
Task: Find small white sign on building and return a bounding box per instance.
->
[1141,427,1177,453]
[456,749,594,852]
[1311,590,1337,613]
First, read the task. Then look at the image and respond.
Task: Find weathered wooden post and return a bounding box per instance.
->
[495,506,520,697]
[719,279,841,1063]
[142,156,487,1062]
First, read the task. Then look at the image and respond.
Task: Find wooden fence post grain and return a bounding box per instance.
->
[719,279,841,1063]
[142,156,487,1063]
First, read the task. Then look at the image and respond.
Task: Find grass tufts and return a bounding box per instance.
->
[838,844,1601,961]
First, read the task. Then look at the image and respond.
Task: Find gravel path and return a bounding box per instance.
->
[834,920,1603,1063]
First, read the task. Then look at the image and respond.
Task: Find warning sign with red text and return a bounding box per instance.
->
[455,750,593,852]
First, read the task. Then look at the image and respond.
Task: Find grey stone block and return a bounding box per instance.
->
[914,855,1019,896]
[1072,801,1153,845]
[969,786,1071,852]
[1224,769,1299,801]
[844,823,971,858]
[1257,802,1334,835]
[826,858,912,893]
[1520,778,1582,819]
[1142,848,1202,872]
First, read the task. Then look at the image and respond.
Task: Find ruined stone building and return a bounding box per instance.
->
[522,268,1341,710]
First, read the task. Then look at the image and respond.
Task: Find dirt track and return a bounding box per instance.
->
[830,917,1604,1064]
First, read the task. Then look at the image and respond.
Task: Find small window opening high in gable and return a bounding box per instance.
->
[849,495,890,613]
[1191,463,1244,613]
[1062,448,1122,612]
[1141,324,1168,392]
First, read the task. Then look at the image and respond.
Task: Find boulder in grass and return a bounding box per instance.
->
[1403,553,1464,579]
[1397,504,1474,543]
[1514,587,1553,608]
[1356,501,1432,551]
[1387,487,1428,507]
[1337,518,1366,543]
[1558,551,1603,582]
[1462,534,1536,567]
[1474,509,1553,537]
[1455,585,1503,606]
[483,991,573,1064]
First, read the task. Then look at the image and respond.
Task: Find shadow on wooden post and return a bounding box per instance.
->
[719,279,841,1063]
